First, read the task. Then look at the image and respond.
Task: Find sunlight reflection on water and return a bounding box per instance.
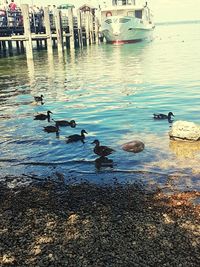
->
[0,22,200,190]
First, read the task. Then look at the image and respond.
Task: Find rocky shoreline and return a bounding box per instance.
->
[0,178,200,266]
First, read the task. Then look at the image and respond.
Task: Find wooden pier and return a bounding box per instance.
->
[0,4,101,59]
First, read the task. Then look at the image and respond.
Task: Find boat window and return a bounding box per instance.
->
[135,10,142,19]
[105,19,112,24]
[119,18,130,23]
[112,0,135,5]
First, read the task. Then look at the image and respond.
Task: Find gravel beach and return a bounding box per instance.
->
[0,178,200,266]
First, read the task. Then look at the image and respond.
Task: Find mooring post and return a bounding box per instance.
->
[77,9,83,48]
[8,40,12,51]
[95,16,99,44]
[44,6,53,55]
[68,7,75,49]
[85,11,90,46]
[90,12,95,44]
[55,9,64,53]
[16,41,20,50]
[21,4,33,60]
[20,41,24,52]
[2,41,6,51]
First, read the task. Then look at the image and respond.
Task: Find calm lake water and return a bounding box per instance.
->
[1,21,200,190]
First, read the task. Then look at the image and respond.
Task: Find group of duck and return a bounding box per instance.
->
[34,95,175,161]
[33,95,115,159]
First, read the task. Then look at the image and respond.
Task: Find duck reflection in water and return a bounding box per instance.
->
[43,122,60,138]
[95,156,113,170]
[92,140,115,169]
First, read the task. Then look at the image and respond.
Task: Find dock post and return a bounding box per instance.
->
[8,40,13,55]
[68,7,75,49]
[21,4,33,60]
[20,41,24,52]
[2,41,6,51]
[90,12,95,44]
[55,9,64,53]
[16,41,20,50]
[77,9,83,48]
[95,16,99,44]
[85,11,90,46]
[44,6,53,55]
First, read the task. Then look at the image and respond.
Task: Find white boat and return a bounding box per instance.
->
[100,0,154,44]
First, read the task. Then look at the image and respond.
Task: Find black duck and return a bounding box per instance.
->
[53,119,76,128]
[92,139,115,157]
[34,95,44,102]
[34,110,52,122]
[66,129,88,143]
[153,112,174,122]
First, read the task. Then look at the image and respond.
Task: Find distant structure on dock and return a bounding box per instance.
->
[0,2,100,59]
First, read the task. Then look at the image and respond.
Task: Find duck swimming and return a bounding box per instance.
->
[53,119,76,128]
[66,129,88,143]
[43,122,59,133]
[92,139,115,158]
[153,112,174,122]
[34,95,44,102]
[34,110,52,122]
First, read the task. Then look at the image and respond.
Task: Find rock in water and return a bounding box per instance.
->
[122,140,145,153]
[169,120,200,141]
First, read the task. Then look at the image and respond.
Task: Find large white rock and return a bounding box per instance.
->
[169,120,200,141]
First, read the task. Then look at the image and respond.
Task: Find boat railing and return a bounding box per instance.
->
[112,0,136,6]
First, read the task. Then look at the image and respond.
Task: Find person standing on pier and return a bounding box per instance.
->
[9,0,16,11]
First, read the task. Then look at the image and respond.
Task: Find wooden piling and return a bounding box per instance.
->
[77,9,83,48]
[68,7,75,49]
[89,12,93,44]
[36,40,40,49]
[20,4,33,59]
[54,9,64,53]
[8,40,12,50]
[2,41,6,51]
[95,17,99,44]
[16,41,20,50]
[44,7,53,55]
[85,12,90,46]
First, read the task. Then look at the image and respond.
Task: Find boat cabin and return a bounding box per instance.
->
[101,0,150,22]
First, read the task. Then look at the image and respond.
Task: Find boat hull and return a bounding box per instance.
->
[101,15,154,44]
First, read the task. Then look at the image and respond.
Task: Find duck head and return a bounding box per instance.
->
[70,120,77,128]
[92,139,100,146]
[47,110,53,115]
[168,112,174,117]
[81,129,88,135]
